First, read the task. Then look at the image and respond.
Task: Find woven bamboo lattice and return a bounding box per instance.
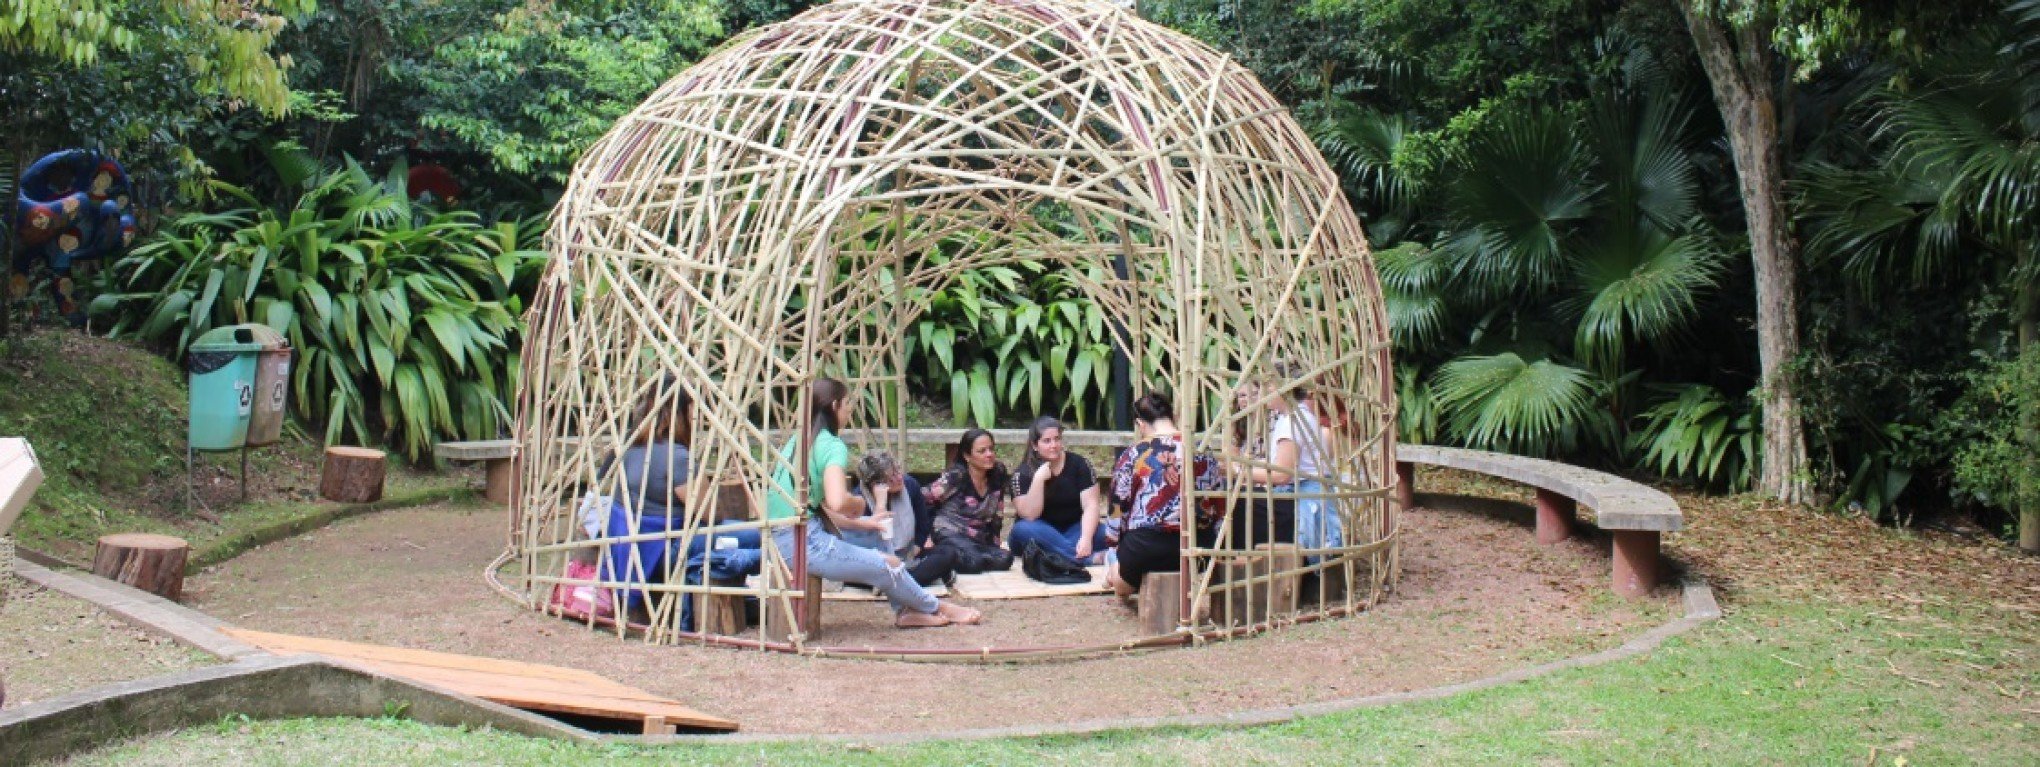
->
[510,0,1400,658]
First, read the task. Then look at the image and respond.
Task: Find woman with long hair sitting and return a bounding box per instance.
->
[1007,416,1111,565]
[922,428,1019,574]
[764,378,980,628]
[605,379,763,620]
[1106,392,1225,597]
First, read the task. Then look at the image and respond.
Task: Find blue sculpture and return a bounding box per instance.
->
[10,150,135,324]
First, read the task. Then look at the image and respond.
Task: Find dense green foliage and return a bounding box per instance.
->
[4,0,2036,536]
[903,259,1120,429]
[1158,0,2037,536]
[91,160,546,461]
[0,0,317,197]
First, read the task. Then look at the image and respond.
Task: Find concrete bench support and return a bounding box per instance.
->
[434,440,518,504]
[482,456,519,504]
[1534,489,1576,545]
[1611,530,1661,598]
[1394,461,1416,511]
[1396,446,1681,599]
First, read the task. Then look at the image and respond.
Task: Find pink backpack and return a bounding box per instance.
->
[548,559,615,621]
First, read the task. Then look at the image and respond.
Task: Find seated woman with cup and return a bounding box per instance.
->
[845,451,960,587]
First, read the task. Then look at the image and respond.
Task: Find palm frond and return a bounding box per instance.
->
[1431,352,1610,457]
[1567,227,1725,368]
[1445,109,1598,293]
[1375,242,1452,352]
[1588,90,1699,232]
[1313,104,1422,212]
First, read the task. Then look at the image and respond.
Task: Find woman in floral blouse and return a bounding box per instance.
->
[922,428,1016,573]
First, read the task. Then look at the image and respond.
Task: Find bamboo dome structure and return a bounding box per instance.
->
[508,0,1400,658]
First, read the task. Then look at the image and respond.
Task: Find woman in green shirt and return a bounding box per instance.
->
[767,378,981,628]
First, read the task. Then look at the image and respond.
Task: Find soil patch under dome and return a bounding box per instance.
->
[183,469,1679,735]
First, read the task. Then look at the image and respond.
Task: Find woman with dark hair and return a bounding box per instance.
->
[1106,391,1225,597]
[765,378,980,627]
[921,428,1017,573]
[617,378,695,520]
[604,378,763,622]
[1007,416,1110,565]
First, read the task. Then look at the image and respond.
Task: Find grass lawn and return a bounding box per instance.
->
[52,489,2040,765]
[0,331,472,566]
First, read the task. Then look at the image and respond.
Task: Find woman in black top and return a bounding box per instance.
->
[1007,416,1111,565]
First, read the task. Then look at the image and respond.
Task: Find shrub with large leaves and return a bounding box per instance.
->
[901,255,1118,429]
[1628,383,1757,491]
[92,161,547,461]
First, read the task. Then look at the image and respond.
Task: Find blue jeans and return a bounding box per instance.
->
[775,519,939,615]
[604,503,765,612]
[1290,479,1340,563]
[1008,518,1111,564]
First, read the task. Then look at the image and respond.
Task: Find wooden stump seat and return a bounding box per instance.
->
[1137,571,1185,636]
[91,533,190,601]
[319,446,386,503]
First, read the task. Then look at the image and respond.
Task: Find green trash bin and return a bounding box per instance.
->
[188,325,264,451]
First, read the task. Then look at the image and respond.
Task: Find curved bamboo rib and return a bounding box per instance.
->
[514,0,1401,658]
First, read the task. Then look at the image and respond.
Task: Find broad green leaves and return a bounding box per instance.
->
[904,255,1118,429]
[1431,353,1611,457]
[1629,384,1757,492]
[0,0,312,116]
[96,161,546,461]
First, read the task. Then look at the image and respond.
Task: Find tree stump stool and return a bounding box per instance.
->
[1137,571,1185,635]
[762,574,824,644]
[91,533,190,601]
[693,588,750,636]
[1313,557,1353,607]
[320,446,387,503]
[1211,544,1302,627]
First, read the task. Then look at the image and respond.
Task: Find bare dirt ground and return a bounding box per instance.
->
[0,576,214,710]
[185,468,1678,735]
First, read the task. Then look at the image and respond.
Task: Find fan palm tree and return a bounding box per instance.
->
[1799,0,2040,546]
[1402,85,1724,459]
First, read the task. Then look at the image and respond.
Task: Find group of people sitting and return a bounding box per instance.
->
[595,374,1344,632]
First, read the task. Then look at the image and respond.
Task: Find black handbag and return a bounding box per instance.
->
[936,533,1014,574]
[1021,541,1093,585]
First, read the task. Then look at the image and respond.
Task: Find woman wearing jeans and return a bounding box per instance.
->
[763,378,981,628]
[1007,416,1112,565]
[1230,375,1335,562]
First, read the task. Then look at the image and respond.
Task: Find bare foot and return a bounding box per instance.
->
[896,609,951,628]
[936,601,983,625]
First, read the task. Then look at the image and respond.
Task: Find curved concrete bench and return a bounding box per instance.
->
[1395,445,1681,598]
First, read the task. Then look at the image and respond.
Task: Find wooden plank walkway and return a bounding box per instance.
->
[221,627,738,733]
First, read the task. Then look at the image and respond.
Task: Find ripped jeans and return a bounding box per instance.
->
[1289,478,1341,564]
[774,518,939,615]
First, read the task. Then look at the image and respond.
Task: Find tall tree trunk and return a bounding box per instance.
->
[2020,279,2038,552]
[1679,3,1813,504]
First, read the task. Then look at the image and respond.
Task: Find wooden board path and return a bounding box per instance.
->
[221,627,737,733]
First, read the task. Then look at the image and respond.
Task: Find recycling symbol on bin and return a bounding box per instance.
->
[235,380,253,415]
